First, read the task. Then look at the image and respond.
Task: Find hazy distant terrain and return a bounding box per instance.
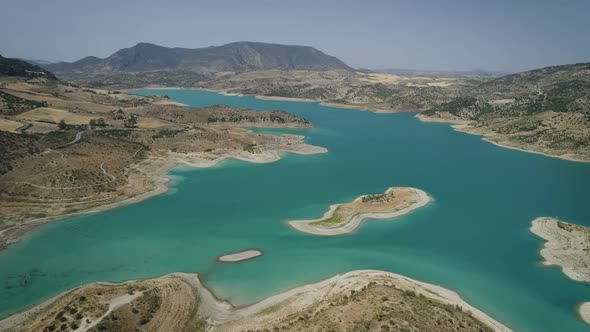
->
[42,42,590,160]
[45,42,351,73]
[375,68,511,78]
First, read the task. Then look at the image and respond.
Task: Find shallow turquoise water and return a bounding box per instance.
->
[1,89,589,331]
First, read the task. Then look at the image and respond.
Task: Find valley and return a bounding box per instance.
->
[0,37,589,332]
[43,42,590,161]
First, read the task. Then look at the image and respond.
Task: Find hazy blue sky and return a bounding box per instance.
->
[1,0,588,72]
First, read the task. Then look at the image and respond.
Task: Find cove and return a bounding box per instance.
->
[0,89,589,332]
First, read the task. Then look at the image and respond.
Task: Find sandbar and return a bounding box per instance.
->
[217,249,263,263]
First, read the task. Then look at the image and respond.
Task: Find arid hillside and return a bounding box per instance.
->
[420,63,590,161]
[0,270,509,332]
[0,57,324,250]
[56,69,479,113]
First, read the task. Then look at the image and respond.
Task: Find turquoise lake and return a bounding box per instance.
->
[1,89,589,331]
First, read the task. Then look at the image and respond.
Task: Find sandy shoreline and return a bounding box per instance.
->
[481,138,589,163]
[0,270,511,332]
[130,87,586,163]
[126,86,414,113]
[254,95,316,102]
[250,94,412,113]
[416,114,589,163]
[530,217,590,282]
[0,169,172,250]
[201,270,511,331]
[288,187,431,236]
[125,85,202,91]
[320,101,412,113]
[579,303,590,325]
[415,113,471,125]
[217,249,263,263]
[134,87,588,162]
[153,98,188,107]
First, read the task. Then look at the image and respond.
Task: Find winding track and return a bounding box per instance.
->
[0,128,145,190]
[56,127,145,149]
[0,161,117,190]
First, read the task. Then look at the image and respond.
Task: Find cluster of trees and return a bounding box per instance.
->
[89,118,107,127]
[0,90,48,115]
[56,112,137,130]
[56,118,108,130]
[123,114,138,128]
[111,108,137,128]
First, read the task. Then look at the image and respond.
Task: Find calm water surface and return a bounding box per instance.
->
[1,89,589,331]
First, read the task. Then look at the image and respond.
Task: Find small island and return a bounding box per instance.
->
[288,187,430,236]
[217,249,263,263]
[530,217,590,325]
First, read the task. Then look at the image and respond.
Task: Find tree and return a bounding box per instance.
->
[58,119,66,130]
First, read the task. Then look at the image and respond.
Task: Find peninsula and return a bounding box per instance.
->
[0,56,327,250]
[288,187,430,236]
[530,217,590,324]
[417,63,590,162]
[0,270,510,332]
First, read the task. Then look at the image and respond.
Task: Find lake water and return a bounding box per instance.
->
[1,89,589,331]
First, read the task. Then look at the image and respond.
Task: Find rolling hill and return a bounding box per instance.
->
[0,55,57,80]
[421,62,590,161]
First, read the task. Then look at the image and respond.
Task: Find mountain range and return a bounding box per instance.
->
[45,41,352,73]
